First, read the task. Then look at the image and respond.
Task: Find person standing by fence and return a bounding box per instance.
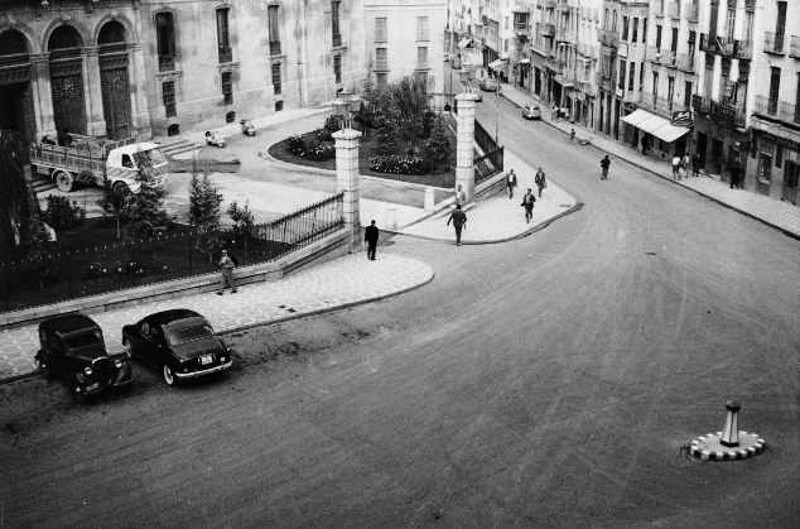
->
[364,220,379,261]
[535,167,547,198]
[446,204,467,246]
[217,249,237,295]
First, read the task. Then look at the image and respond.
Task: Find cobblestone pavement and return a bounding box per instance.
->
[500,82,800,238]
[0,253,433,380]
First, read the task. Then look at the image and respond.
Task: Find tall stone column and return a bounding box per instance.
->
[129,42,151,139]
[455,93,478,202]
[82,46,107,136]
[333,128,362,252]
[31,53,56,139]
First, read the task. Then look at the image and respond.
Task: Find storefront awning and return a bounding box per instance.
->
[622,108,691,143]
[488,59,506,70]
[518,58,531,65]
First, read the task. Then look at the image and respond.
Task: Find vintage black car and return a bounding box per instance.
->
[36,314,133,397]
[122,309,232,386]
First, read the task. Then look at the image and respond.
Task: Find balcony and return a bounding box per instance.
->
[710,100,747,128]
[692,94,711,114]
[269,40,282,56]
[790,36,800,59]
[158,54,176,72]
[600,29,618,48]
[544,0,556,9]
[676,53,695,72]
[686,3,699,22]
[734,40,752,59]
[648,47,675,66]
[556,29,577,44]
[218,47,232,64]
[514,24,530,40]
[639,92,680,118]
[542,23,555,37]
[577,79,595,96]
[699,33,713,53]
[764,32,785,55]
[754,95,800,124]
[332,32,343,48]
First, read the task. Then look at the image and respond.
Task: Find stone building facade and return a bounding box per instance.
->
[0,0,368,141]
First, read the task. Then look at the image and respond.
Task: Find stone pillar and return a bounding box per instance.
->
[129,43,152,139]
[455,93,478,201]
[720,400,741,447]
[31,53,56,139]
[82,47,107,137]
[333,128,362,252]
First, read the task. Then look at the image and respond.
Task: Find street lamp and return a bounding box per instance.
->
[495,85,501,144]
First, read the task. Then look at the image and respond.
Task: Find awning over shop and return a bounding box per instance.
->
[621,108,691,143]
[488,59,506,70]
[518,58,531,65]
[458,37,475,48]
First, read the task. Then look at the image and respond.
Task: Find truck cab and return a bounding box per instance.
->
[105,143,168,194]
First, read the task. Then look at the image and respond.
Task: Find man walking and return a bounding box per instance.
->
[534,167,547,198]
[364,219,379,261]
[672,154,681,180]
[692,153,701,177]
[521,188,536,223]
[217,249,237,295]
[446,204,467,246]
[506,169,518,199]
[600,155,611,180]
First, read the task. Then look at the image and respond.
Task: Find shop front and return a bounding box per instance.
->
[621,108,691,159]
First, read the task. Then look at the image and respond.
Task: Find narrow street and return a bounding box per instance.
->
[2,89,798,527]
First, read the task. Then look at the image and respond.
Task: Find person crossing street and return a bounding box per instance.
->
[600,155,611,180]
[534,167,547,198]
[521,188,536,223]
[446,204,468,246]
[506,169,518,199]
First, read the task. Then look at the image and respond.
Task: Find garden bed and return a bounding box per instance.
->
[268,125,457,189]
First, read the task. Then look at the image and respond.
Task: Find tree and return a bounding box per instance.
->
[227,201,255,239]
[423,116,452,170]
[125,175,168,238]
[98,183,130,240]
[188,172,224,262]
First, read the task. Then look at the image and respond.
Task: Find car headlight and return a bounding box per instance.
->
[84,366,93,376]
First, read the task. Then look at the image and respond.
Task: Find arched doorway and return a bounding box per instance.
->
[98,21,132,139]
[0,30,35,143]
[48,25,87,139]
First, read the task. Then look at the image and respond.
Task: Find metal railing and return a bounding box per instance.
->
[764,32,785,54]
[709,99,747,128]
[754,95,800,124]
[790,36,800,58]
[218,47,233,64]
[0,193,344,313]
[269,40,282,56]
[600,29,619,47]
[158,55,176,72]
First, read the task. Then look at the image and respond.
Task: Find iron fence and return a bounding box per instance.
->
[0,193,344,313]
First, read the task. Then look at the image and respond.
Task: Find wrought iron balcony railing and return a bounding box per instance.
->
[790,36,800,59]
[269,40,281,56]
[218,47,232,64]
[158,54,176,72]
[764,32,785,55]
[754,95,800,124]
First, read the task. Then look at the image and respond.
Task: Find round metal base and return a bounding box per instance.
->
[689,431,766,461]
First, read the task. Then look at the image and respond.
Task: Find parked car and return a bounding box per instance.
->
[36,314,133,397]
[522,104,542,120]
[479,78,499,92]
[122,309,232,386]
[204,130,226,148]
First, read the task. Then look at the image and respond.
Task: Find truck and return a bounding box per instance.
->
[29,134,169,194]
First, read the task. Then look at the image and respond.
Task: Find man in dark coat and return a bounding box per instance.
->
[364,219,379,260]
[446,204,467,246]
[534,167,547,197]
[600,155,611,180]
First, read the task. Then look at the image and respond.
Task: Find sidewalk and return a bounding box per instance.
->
[0,253,434,381]
[500,83,800,239]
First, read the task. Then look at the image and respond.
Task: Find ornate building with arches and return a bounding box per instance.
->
[0,0,367,142]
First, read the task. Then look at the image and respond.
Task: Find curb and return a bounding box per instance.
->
[0,266,436,386]
[390,201,584,244]
[501,90,800,241]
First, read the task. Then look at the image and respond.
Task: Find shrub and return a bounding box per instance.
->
[324,114,342,134]
[287,135,306,157]
[41,195,85,233]
[423,116,451,168]
[228,201,256,238]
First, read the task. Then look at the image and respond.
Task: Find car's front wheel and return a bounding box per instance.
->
[163,364,176,386]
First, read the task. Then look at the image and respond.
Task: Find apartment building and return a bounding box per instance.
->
[746,0,799,204]
[499,0,534,90]
[365,0,446,93]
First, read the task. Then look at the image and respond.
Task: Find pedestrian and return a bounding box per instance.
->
[534,167,547,198]
[681,153,690,178]
[217,249,237,295]
[446,204,467,246]
[521,188,536,223]
[364,219,379,261]
[692,153,701,177]
[506,169,518,199]
[600,155,611,180]
[569,128,576,142]
[672,154,681,180]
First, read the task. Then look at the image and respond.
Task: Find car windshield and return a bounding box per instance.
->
[165,319,214,346]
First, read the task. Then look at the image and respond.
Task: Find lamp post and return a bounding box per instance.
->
[495,85,501,144]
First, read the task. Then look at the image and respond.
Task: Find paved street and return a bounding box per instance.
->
[2,88,799,527]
